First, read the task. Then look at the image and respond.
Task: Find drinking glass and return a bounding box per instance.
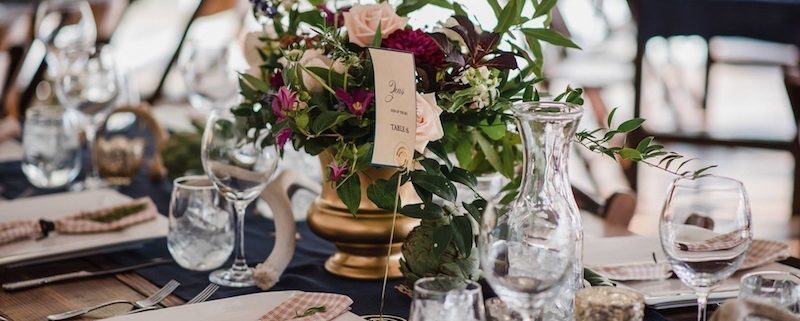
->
[479,198,576,321]
[201,109,279,287]
[659,175,752,321]
[740,271,800,315]
[35,0,96,76]
[168,175,235,271]
[409,277,486,321]
[55,44,120,190]
[181,42,239,111]
[22,105,81,189]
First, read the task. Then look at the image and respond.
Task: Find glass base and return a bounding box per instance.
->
[361,315,406,321]
[209,266,255,287]
[70,177,109,191]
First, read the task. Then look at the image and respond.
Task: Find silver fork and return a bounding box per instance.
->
[46,280,180,321]
[126,283,219,314]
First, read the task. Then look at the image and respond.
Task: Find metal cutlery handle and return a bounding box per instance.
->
[46,299,129,321]
[3,271,91,291]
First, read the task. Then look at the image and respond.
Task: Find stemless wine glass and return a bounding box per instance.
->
[409,277,486,321]
[35,0,96,76]
[168,175,235,271]
[659,175,753,321]
[740,271,800,315]
[181,41,239,111]
[201,109,279,287]
[479,197,576,321]
[55,44,121,190]
[22,105,81,189]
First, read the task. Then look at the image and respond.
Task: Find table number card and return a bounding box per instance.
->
[368,48,416,169]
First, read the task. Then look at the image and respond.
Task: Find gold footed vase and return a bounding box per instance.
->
[307,153,419,279]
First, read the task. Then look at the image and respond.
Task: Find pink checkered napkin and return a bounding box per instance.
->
[677,231,744,252]
[588,239,790,281]
[259,293,353,321]
[0,198,158,245]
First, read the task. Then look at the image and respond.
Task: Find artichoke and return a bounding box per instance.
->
[399,219,480,284]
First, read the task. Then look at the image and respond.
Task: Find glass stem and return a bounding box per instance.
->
[231,200,249,272]
[84,123,99,180]
[696,291,709,321]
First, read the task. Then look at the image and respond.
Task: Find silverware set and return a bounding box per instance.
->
[45,281,219,320]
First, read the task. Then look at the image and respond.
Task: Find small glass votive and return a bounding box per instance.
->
[739,271,800,314]
[576,287,645,321]
[409,277,486,321]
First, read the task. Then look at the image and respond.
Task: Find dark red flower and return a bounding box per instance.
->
[383,29,444,68]
[270,71,284,88]
[335,87,374,118]
[319,5,349,27]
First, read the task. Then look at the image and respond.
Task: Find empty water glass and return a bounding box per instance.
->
[409,277,486,321]
[22,105,81,189]
[181,42,238,111]
[168,175,235,271]
[740,271,800,315]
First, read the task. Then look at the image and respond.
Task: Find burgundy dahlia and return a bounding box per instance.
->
[383,29,444,68]
[270,71,284,88]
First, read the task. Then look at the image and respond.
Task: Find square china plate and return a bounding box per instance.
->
[106,291,365,321]
[0,189,168,267]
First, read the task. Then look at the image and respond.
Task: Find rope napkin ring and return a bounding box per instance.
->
[259,293,353,321]
[0,197,158,246]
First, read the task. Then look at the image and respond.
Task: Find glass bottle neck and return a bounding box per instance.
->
[518,115,580,202]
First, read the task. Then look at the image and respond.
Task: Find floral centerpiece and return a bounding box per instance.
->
[237,0,711,283]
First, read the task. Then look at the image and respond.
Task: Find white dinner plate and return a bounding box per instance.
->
[0,189,168,267]
[105,291,365,321]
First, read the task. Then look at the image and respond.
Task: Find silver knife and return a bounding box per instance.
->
[2,258,173,291]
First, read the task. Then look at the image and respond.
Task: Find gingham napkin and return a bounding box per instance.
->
[0,197,158,245]
[588,239,789,281]
[259,293,353,321]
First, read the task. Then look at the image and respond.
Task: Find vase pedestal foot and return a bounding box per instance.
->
[324,244,403,279]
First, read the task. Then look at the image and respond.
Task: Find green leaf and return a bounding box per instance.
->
[473,131,503,175]
[521,28,581,49]
[636,136,654,152]
[240,73,271,92]
[410,171,457,202]
[426,141,453,171]
[371,21,382,47]
[606,107,618,128]
[443,166,478,189]
[450,215,473,256]
[487,0,502,17]
[584,268,616,287]
[295,112,310,130]
[533,0,558,18]
[617,118,645,133]
[336,174,361,215]
[455,138,474,170]
[494,0,521,34]
[479,119,506,141]
[433,225,453,257]
[399,203,444,220]
[619,147,642,161]
[367,177,400,210]
[311,111,353,134]
[419,158,442,174]
[453,2,468,16]
[692,165,718,178]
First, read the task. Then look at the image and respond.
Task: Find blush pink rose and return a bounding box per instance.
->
[415,92,444,153]
[279,49,344,93]
[343,3,409,47]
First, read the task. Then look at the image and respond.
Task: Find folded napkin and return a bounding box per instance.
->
[588,239,789,281]
[259,293,353,321]
[0,197,158,245]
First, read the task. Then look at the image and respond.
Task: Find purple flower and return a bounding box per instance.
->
[335,87,374,118]
[271,86,297,122]
[329,160,348,182]
[276,127,292,150]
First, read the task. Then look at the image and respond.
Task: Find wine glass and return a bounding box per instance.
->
[739,271,800,315]
[659,175,752,321]
[22,105,81,189]
[201,109,279,287]
[55,44,120,190]
[168,175,234,271]
[181,41,239,111]
[409,277,486,321]
[479,197,576,321]
[35,0,96,76]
